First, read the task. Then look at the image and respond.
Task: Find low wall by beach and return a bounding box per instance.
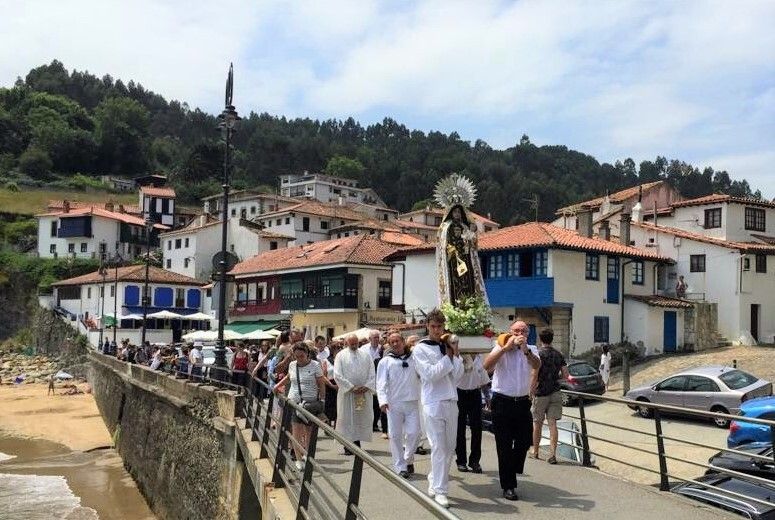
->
[88,352,260,520]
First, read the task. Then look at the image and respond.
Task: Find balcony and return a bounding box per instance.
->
[283,295,358,311]
[485,277,554,308]
[231,299,282,317]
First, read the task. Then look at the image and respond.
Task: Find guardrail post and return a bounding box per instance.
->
[733,359,737,369]
[577,397,592,467]
[244,378,254,429]
[344,455,364,520]
[653,408,670,491]
[259,392,275,452]
[770,425,775,465]
[272,402,293,487]
[296,423,319,520]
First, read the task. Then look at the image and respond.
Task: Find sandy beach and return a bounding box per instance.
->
[0,382,112,451]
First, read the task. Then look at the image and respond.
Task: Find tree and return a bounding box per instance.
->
[18,146,52,178]
[324,155,365,180]
[94,96,149,175]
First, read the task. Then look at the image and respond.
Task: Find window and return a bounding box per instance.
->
[184,238,189,248]
[704,208,722,229]
[585,254,599,280]
[175,239,181,249]
[285,217,290,225]
[80,242,87,253]
[99,286,104,298]
[276,219,281,226]
[270,241,278,250]
[632,260,644,285]
[487,255,503,278]
[743,258,750,271]
[320,221,329,230]
[506,253,519,277]
[87,287,91,298]
[744,207,765,231]
[184,258,190,268]
[534,250,548,277]
[231,209,236,217]
[302,217,310,231]
[240,208,247,219]
[175,288,185,307]
[685,376,720,392]
[656,376,687,392]
[593,316,609,343]
[250,206,256,215]
[167,240,172,250]
[110,286,114,297]
[50,244,56,254]
[690,254,706,273]
[99,242,106,254]
[378,281,392,308]
[756,254,767,273]
[166,259,171,268]
[50,221,57,237]
[68,243,75,253]
[433,217,442,226]
[719,370,758,390]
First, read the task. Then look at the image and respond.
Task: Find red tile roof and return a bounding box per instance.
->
[379,231,426,246]
[632,222,775,253]
[230,235,398,276]
[477,222,672,261]
[555,181,665,214]
[160,214,220,236]
[37,206,169,230]
[47,200,141,215]
[391,219,437,232]
[140,186,176,198]
[257,200,368,222]
[52,265,206,287]
[671,194,775,209]
[398,207,500,227]
[625,294,695,309]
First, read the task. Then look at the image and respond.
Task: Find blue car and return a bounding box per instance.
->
[728,396,775,447]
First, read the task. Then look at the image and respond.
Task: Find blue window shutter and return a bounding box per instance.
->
[187,288,201,309]
[124,285,140,306]
[154,287,173,307]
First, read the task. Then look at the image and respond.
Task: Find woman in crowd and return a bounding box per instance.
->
[231,343,250,387]
[324,340,341,427]
[599,344,612,391]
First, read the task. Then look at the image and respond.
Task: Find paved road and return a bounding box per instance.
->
[302,426,734,520]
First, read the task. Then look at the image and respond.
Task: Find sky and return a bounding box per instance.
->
[2,0,774,196]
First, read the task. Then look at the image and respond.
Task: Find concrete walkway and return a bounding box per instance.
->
[305,429,735,520]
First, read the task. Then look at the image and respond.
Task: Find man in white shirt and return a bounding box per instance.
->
[360,330,388,437]
[377,332,421,479]
[483,320,541,501]
[189,341,204,382]
[455,347,490,474]
[334,334,376,454]
[412,309,463,509]
[314,335,329,363]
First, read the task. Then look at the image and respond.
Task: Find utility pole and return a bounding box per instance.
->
[522,194,539,222]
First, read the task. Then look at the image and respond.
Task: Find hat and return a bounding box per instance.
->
[193,341,203,347]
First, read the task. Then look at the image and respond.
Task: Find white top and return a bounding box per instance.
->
[456,354,490,391]
[376,353,421,406]
[360,343,382,361]
[489,343,539,397]
[149,353,162,370]
[287,360,323,403]
[189,347,203,366]
[316,347,330,363]
[412,339,464,405]
[600,352,612,372]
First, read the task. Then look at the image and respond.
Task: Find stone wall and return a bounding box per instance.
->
[89,352,257,520]
[685,302,718,351]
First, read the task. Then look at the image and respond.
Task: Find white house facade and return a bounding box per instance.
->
[279,172,386,207]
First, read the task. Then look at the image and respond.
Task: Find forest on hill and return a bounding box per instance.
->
[0,61,763,225]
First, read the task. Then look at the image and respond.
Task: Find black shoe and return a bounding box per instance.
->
[399,470,410,479]
[469,463,482,474]
[503,488,519,501]
[407,464,415,475]
[342,449,353,456]
[415,446,429,455]
[457,464,469,472]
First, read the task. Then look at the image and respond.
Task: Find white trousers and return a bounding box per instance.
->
[423,400,458,495]
[386,400,421,473]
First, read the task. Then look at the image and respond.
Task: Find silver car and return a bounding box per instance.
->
[625,366,772,428]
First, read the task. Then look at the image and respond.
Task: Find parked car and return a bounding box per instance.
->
[672,474,775,519]
[539,420,594,464]
[625,366,772,428]
[707,442,775,480]
[560,360,606,406]
[728,396,775,447]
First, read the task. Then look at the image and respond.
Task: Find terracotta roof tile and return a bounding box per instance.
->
[37,206,169,230]
[230,235,398,276]
[53,265,206,287]
[632,222,775,253]
[256,200,368,222]
[47,200,141,215]
[671,194,775,209]
[556,181,665,214]
[625,294,694,309]
[398,207,499,226]
[140,186,176,197]
[379,231,426,246]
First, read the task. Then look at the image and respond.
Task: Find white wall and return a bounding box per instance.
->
[623,301,685,356]
[348,265,393,309]
[391,254,438,318]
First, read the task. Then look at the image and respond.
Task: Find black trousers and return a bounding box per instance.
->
[456,388,482,466]
[491,393,533,490]
[372,395,388,433]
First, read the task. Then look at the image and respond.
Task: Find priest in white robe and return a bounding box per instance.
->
[334,333,376,451]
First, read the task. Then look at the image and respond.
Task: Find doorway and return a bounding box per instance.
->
[663,311,677,352]
[751,304,760,341]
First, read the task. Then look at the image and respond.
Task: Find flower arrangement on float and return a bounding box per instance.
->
[440,295,495,353]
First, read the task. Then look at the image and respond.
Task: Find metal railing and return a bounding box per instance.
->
[561,389,775,509]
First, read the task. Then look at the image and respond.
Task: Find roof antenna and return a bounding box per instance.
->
[522,194,539,222]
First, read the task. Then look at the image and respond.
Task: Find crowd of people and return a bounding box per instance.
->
[100,313,586,509]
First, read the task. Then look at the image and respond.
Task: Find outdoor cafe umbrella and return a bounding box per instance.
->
[241,329,275,341]
[332,327,373,342]
[184,312,213,320]
[182,329,244,342]
[147,310,184,319]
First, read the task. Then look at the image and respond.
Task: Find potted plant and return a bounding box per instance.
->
[440,296,495,353]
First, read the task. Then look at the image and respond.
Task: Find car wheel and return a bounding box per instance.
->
[710,406,730,428]
[636,398,653,418]
[561,392,573,407]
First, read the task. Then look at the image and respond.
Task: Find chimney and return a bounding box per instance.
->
[199,214,206,226]
[631,201,643,223]
[62,200,70,213]
[577,208,593,238]
[338,196,344,206]
[105,201,114,212]
[118,204,125,213]
[599,220,611,241]
[620,213,631,246]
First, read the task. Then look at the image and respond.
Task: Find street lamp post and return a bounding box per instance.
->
[98,258,107,348]
[214,63,240,379]
[140,219,154,347]
[112,252,123,345]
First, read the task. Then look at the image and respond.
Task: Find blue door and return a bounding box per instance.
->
[663,311,677,352]
[607,257,619,304]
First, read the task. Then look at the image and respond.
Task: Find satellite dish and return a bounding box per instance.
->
[212,251,239,273]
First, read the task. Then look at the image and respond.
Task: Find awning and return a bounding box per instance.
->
[182,329,245,341]
[147,310,184,319]
[184,312,214,320]
[225,321,280,335]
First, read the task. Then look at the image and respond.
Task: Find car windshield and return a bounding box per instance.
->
[719,370,758,390]
[569,363,597,377]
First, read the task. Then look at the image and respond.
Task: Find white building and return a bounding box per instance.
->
[253,200,368,245]
[279,172,386,207]
[398,206,500,234]
[51,265,208,346]
[201,190,299,219]
[388,222,684,357]
[36,203,169,261]
[160,215,293,280]
[139,185,176,227]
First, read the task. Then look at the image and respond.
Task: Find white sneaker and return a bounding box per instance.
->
[434,494,450,508]
[428,487,436,498]
[295,460,304,471]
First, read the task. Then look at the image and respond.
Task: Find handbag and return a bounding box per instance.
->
[296,363,324,423]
